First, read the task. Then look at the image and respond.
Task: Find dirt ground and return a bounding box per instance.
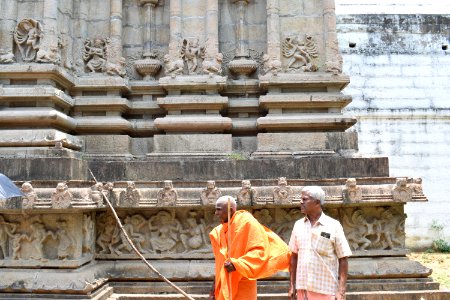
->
[408,252,450,289]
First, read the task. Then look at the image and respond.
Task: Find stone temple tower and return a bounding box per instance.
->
[0,0,446,299]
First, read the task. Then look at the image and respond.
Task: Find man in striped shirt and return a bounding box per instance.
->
[288,186,352,300]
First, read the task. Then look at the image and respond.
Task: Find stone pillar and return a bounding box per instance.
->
[266,0,280,61]
[140,0,159,53]
[169,0,182,57]
[323,0,342,74]
[205,0,219,57]
[110,0,123,58]
[42,0,59,50]
[0,0,18,56]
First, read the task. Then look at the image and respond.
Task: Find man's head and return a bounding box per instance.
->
[215,196,237,223]
[300,186,325,215]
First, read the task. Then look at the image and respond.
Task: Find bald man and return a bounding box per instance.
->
[209,196,290,300]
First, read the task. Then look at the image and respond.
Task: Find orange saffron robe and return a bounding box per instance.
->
[209,210,291,300]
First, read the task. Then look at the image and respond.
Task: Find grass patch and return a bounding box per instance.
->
[408,252,450,289]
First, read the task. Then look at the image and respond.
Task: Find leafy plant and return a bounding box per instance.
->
[429,220,450,253]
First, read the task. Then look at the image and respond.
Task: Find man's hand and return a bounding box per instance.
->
[288,286,296,300]
[224,260,236,272]
[335,292,345,300]
[208,291,215,300]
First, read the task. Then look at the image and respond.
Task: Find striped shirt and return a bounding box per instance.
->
[289,213,352,295]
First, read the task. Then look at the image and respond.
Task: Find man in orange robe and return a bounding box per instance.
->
[209,196,290,300]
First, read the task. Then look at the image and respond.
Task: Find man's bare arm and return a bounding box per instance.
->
[336,257,348,300]
[288,252,298,300]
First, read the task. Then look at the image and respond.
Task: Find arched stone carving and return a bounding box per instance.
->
[14,19,43,62]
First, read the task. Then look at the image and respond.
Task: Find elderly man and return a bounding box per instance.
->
[288,186,352,300]
[209,196,290,300]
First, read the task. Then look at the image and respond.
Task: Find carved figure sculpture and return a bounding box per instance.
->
[14,19,43,62]
[375,209,404,250]
[82,214,94,254]
[0,215,17,259]
[119,181,141,207]
[163,54,184,76]
[11,233,27,259]
[181,38,205,74]
[21,182,38,209]
[342,210,374,250]
[275,208,302,242]
[237,180,257,206]
[56,220,75,260]
[51,182,73,209]
[253,209,272,226]
[83,38,107,73]
[97,214,120,254]
[114,215,148,255]
[180,211,209,253]
[148,211,181,253]
[282,34,318,72]
[28,222,56,261]
[343,178,363,202]
[273,177,293,204]
[90,183,104,207]
[0,49,15,63]
[157,180,178,206]
[202,53,223,75]
[261,54,282,76]
[392,178,413,202]
[200,180,222,205]
[105,57,127,77]
[36,46,61,64]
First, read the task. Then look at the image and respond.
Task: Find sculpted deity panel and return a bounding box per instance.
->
[14,19,43,62]
[282,34,319,72]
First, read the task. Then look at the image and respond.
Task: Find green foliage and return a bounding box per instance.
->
[227,153,248,160]
[428,220,450,253]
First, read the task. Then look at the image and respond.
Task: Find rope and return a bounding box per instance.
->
[88,169,196,300]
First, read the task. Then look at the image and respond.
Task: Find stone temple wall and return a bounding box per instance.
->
[335,11,450,249]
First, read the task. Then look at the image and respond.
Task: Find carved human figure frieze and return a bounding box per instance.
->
[83,38,107,73]
[253,209,273,227]
[180,211,210,253]
[21,182,38,209]
[27,221,56,261]
[282,34,318,72]
[342,209,376,250]
[201,180,222,205]
[157,180,178,206]
[392,178,413,202]
[119,181,141,207]
[342,178,363,202]
[237,180,257,206]
[51,182,73,209]
[202,53,223,76]
[96,214,120,254]
[181,38,205,75]
[274,208,302,242]
[376,208,405,250]
[14,19,43,62]
[148,210,181,253]
[163,54,184,77]
[273,177,293,204]
[55,220,76,260]
[261,54,281,76]
[0,48,15,64]
[0,215,18,259]
[82,214,94,254]
[114,215,148,255]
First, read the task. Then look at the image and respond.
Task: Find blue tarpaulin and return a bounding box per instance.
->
[0,173,24,200]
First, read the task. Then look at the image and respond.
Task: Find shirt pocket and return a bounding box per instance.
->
[312,233,334,257]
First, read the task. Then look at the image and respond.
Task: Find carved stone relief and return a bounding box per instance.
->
[342,178,363,202]
[282,34,318,72]
[82,214,94,254]
[200,181,222,205]
[36,45,61,64]
[55,220,76,260]
[89,183,105,207]
[119,181,141,207]
[83,38,107,73]
[14,19,43,62]
[51,182,73,209]
[157,180,178,206]
[392,178,413,202]
[273,177,293,204]
[261,54,281,76]
[201,53,224,76]
[21,182,38,209]
[342,207,405,251]
[0,48,15,63]
[163,53,184,77]
[180,38,205,75]
[237,180,257,206]
[0,215,17,259]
